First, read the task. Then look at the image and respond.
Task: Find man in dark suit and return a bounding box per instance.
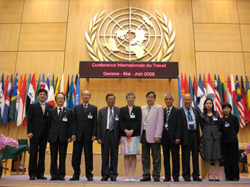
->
[161,93,181,182]
[178,94,202,182]
[48,92,72,181]
[27,89,53,180]
[97,93,120,181]
[70,90,97,181]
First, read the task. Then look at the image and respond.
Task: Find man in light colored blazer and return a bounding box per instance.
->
[140,91,164,182]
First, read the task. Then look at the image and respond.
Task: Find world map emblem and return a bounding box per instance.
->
[85,7,176,62]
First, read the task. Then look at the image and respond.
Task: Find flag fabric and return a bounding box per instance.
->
[54,75,60,107]
[206,73,215,104]
[221,75,227,103]
[227,75,233,109]
[3,74,13,124]
[178,74,182,108]
[188,75,194,107]
[17,74,26,126]
[245,75,250,124]
[74,74,80,109]
[197,74,206,112]
[24,74,31,116]
[40,73,45,89]
[35,75,40,102]
[235,75,246,128]
[231,74,240,122]
[14,74,22,125]
[22,75,28,126]
[203,73,207,95]
[47,74,55,107]
[45,74,50,92]
[60,74,64,93]
[214,75,223,117]
[67,75,74,110]
[193,75,198,108]
[218,75,223,104]
[26,74,36,114]
[0,72,5,125]
[64,75,69,107]
[9,72,18,121]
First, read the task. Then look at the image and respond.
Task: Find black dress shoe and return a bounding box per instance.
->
[101,177,109,181]
[69,176,79,181]
[232,178,239,181]
[87,177,93,181]
[193,177,202,181]
[154,178,160,182]
[140,178,151,182]
[29,176,36,180]
[110,177,117,181]
[163,178,171,182]
[58,178,65,181]
[50,178,57,181]
[37,176,47,180]
[174,178,179,182]
[184,178,191,182]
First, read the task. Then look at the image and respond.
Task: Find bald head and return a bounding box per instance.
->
[183,93,192,108]
[81,90,91,104]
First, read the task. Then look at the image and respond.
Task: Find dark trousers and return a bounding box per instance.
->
[101,131,119,178]
[50,138,68,179]
[181,131,200,179]
[162,131,180,180]
[141,131,161,179]
[29,136,47,177]
[72,135,93,179]
[222,142,239,180]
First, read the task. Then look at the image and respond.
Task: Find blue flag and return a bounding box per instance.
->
[67,75,74,110]
[35,75,41,102]
[3,74,13,124]
[9,72,18,121]
[0,72,4,125]
[178,75,182,108]
[74,74,80,110]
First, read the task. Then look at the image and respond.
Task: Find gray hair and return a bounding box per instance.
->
[164,93,174,99]
[126,92,136,99]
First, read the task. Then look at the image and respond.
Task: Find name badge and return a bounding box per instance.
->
[165,123,168,128]
[62,117,68,122]
[225,122,230,128]
[213,116,218,121]
[115,115,119,121]
[130,113,135,119]
[188,121,195,130]
[47,112,49,116]
[88,113,93,119]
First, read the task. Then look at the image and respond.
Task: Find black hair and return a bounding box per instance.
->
[203,97,217,116]
[146,91,156,98]
[106,93,116,101]
[38,88,48,96]
[222,102,232,110]
[55,92,66,101]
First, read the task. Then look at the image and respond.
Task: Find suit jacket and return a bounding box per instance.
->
[178,107,201,146]
[140,104,164,143]
[220,114,239,144]
[97,106,120,145]
[163,106,182,143]
[48,107,72,143]
[72,103,98,142]
[119,105,142,137]
[201,112,221,140]
[27,102,53,138]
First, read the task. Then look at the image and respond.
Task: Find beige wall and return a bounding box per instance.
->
[0,0,250,151]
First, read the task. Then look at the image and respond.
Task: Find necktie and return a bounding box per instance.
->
[41,103,45,114]
[187,108,193,121]
[59,107,62,116]
[109,107,114,131]
[144,107,151,126]
[129,107,132,115]
[84,104,87,112]
[166,108,170,122]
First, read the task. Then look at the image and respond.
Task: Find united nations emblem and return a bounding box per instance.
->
[85,7,175,62]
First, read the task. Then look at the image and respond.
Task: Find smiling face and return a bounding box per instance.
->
[126,95,135,106]
[146,93,155,106]
[183,94,192,108]
[81,90,91,104]
[164,95,174,108]
[56,93,65,107]
[204,99,213,111]
[107,95,116,108]
[38,91,47,103]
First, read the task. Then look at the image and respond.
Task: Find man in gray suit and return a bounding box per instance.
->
[97,93,120,181]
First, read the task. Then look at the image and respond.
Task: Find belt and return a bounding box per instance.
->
[106,129,114,132]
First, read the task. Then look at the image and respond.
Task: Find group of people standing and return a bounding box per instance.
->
[27,89,240,182]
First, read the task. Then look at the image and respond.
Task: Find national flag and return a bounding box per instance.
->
[178,74,182,108]
[74,74,80,110]
[0,72,5,125]
[26,73,36,114]
[3,74,13,124]
[189,75,194,107]
[67,75,74,110]
[245,75,250,124]
[54,74,60,107]
[231,74,240,121]
[9,72,18,121]
[47,74,55,107]
[193,75,198,108]
[218,75,223,104]
[24,74,31,116]
[214,75,223,117]
[3,75,9,100]
[203,73,207,95]
[45,74,50,93]
[17,74,26,126]
[206,73,215,104]
[221,75,227,103]
[22,75,28,126]
[64,75,69,107]
[60,74,64,93]
[40,73,45,89]
[14,74,22,125]
[235,75,246,128]
[197,74,206,112]
[35,75,40,102]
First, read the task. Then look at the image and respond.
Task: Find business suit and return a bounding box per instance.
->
[48,107,72,179]
[27,102,53,178]
[97,106,120,179]
[220,114,239,180]
[161,106,181,180]
[178,107,201,180]
[71,103,97,179]
[140,104,164,180]
[201,113,221,161]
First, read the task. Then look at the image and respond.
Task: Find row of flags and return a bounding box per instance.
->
[178,73,250,128]
[0,72,80,127]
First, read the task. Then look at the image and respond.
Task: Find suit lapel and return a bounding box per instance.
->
[54,107,59,123]
[36,102,43,115]
[181,108,187,122]
[146,105,156,123]
[86,104,91,115]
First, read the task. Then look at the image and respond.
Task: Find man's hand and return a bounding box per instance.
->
[71,135,76,142]
[27,133,33,139]
[97,139,102,144]
[175,139,180,144]
[128,129,134,137]
[92,136,96,141]
[154,137,161,143]
[67,138,72,143]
